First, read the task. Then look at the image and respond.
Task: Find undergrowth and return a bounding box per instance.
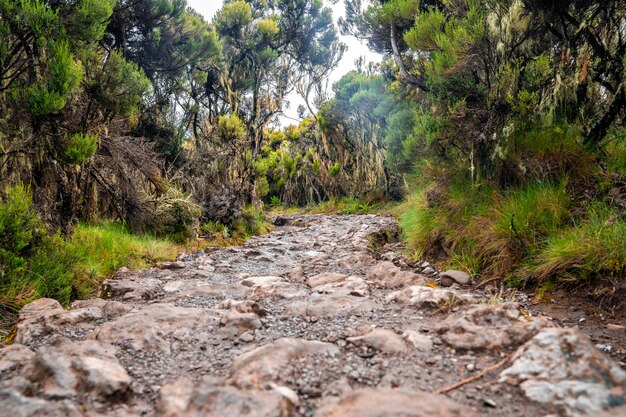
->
[272,196,396,216]
[200,204,272,246]
[0,185,179,318]
[399,173,624,287]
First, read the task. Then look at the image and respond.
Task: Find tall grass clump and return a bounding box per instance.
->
[477,181,571,274]
[398,190,446,259]
[532,204,626,283]
[71,222,179,290]
[400,175,577,280]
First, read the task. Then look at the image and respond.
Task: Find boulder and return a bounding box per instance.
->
[313,388,477,417]
[240,276,285,287]
[402,330,433,353]
[15,299,64,345]
[387,286,474,308]
[0,388,81,417]
[249,282,308,300]
[101,276,162,301]
[347,329,407,354]
[157,378,292,417]
[500,328,626,416]
[230,338,339,388]
[439,270,471,287]
[283,293,380,318]
[89,303,217,353]
[159,261,186,270]
[23,339,131,401]
[436,302,547,351]
[366,262,425,289]
[313,275,369,297]
[219,310,262,338]
[0,344,34,374]
[307,273,350,288]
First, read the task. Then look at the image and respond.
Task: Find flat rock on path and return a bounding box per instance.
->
[1,214,625,417]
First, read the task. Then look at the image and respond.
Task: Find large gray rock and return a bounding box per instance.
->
[283,293,380,318]
[219,310,262,339]
[14,298,129,346]
[89,303,217,353]
[15,298,64,345]
[20,339,131,402]
[307,273,350,287]
[230,338,339,388]
[101,275,163,301]
[366,262,425,289]
[347,328,408,354]
[249,281,308,300]
[0,388,81,417]
[436,302,547,350]
[0,344,34,374]
[387,285,474,308]
[241,276,285,287]
[401,330,433,353]
[439,270,471,287]
[313,275,369,297]
[500,328,626,416]
[313,388,477,417]
[157,378,292,417]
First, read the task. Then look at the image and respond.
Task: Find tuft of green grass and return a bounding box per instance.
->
[398,190,445,260]
[532,204,626,283]
[605,138,626,174]
[493,182,570,244]
[71,222,179,292]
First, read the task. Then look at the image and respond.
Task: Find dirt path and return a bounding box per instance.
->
[1,214,625,417]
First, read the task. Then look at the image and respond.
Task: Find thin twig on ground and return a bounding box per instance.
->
[434,353,514,395]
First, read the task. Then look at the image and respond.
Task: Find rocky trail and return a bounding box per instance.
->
[1,214,625,417]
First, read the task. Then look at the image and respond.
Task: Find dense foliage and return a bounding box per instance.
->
[336,0,626,287]
[1,0,625,311]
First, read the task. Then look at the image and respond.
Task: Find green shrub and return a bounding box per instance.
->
[0,185,43,258]
[255,176,270,198]
[64,132,98,164]
[231,204,271,238]
[329,162,341,176]
[0,185,78,306]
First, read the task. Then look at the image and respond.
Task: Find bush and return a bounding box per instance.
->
[231,204,271,238]
[0,185,180,311]
[148,188,201,242]
[64,132,98,164]
[0,185,78,306]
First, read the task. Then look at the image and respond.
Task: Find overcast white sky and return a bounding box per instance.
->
[186,0,381,126]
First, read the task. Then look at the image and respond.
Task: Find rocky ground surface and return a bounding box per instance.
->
[1,214,625,417]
